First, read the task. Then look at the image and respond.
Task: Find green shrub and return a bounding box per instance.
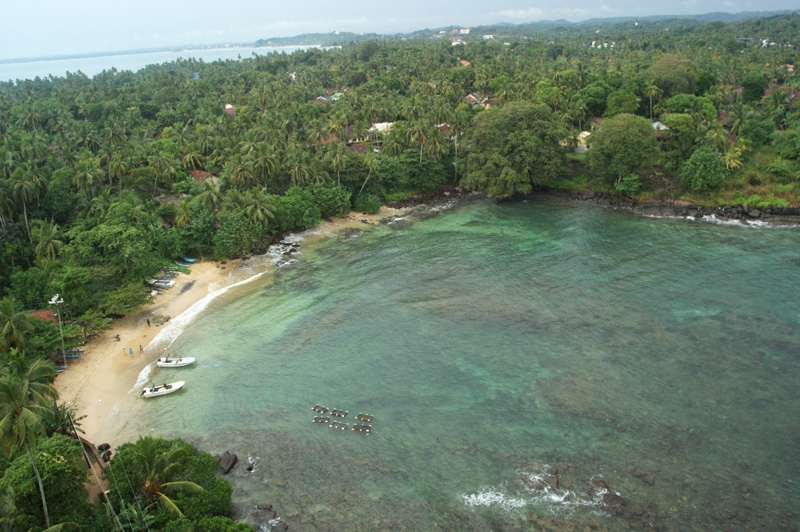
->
[274,187,322,231]
[681,147,727,192]
[765,158,793,182]
[614,174,642,198]
[354,193,382,213]
[309,182,352,218]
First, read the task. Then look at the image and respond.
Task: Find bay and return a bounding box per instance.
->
[0,46,312,82]
[105,196,800,531]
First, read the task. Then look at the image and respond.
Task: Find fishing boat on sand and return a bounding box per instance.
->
[140,381,185,398]
[156,357,195,368]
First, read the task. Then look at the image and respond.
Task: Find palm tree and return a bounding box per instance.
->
[223,155,255,191]
[128,437,204,517]
[252,143,278,192]
[723,141,747,171]
[359,153,381,194]
[243,190,276,225]
[644,82,662,121]
[408,121,430,163]
[0,362,58,527]
[727,101,754,136]
[325,141,349,185]
[31,220,63,262]
[196,183,223,213]
[0,298,34,351]
[108,155,129,192]
[175,202,192,227]
[11,173,37,245]
[72,153,103,197]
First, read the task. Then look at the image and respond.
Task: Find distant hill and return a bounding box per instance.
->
[252,9,800,47]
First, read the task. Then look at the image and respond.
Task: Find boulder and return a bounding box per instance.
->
[218,451,238,474]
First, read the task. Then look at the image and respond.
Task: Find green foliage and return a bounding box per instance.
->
[1,12,800,328]
[648,54,696,97]
[614,174,642,198]
[212,211,263,260]
[765,158,793,182]
[660,113,697,165]
[662,94,717,119]
[587,114,661,184]
[741,72,769,103]
[274,187,321,231]
[105,437,237,530]
[9,268,52,310]
[309,183,352,218]
[739,117,775,148]
[681,147,728,192]
[162,516,253,532]
[0,435,90,530]
[604,90,640,117]
[354,193,383,214]
[573,82,612,118]
[463,101,568,199]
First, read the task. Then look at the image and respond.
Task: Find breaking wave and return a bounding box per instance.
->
[461,466,616,518]
[148,234,309,354]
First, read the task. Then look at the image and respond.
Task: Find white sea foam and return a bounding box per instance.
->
[147,234,314,355]
[147,270,269,354]
[131,364,153,393]
[642,212,797,229]
[461,490,528,510]
[462,467,615,518]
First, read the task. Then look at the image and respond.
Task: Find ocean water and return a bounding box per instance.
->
[0,46,310,82]
[102,196,800,531]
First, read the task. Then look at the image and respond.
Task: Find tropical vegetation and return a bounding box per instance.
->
[0,10,799,530]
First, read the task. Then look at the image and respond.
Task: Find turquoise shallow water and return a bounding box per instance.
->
[113,196,800,531]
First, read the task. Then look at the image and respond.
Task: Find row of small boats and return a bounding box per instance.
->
[140,357,195,398]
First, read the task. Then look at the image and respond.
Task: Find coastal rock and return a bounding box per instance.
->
[218,451,238,474]
[602,491,627,515]
[257,504,273,511]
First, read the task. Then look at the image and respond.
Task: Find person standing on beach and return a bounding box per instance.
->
[147,318,151,327]
[129,348,133,357]
[139,345,143,354]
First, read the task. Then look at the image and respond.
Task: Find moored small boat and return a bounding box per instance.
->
[156,357,195,368]
[140,381,185,398]
[147,279,175,289]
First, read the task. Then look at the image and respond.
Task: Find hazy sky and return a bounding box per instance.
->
[2,0,797,60]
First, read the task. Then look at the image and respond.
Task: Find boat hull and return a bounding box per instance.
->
[140,381,185,398]
[156,357,196,368]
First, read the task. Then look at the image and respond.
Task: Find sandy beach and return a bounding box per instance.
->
[54,207,406,444]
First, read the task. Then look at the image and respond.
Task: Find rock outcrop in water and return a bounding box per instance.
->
[216,451,238,474]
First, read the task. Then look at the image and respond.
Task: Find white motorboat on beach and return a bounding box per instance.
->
[147,279,175,289]
[156,357,195,368]
[140,381,185,398]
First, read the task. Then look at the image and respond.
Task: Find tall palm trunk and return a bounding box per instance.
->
[25,441,50,528]
[22,203,32,245]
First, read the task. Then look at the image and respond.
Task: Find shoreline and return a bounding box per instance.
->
[553,189,800,227]
[54,206,407,445]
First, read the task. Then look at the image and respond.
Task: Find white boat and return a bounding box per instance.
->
[140,381,185,398]
[156,357,196,368]
[147,279,175,289]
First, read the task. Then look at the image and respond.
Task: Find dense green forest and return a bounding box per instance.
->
[0,12,799,531]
